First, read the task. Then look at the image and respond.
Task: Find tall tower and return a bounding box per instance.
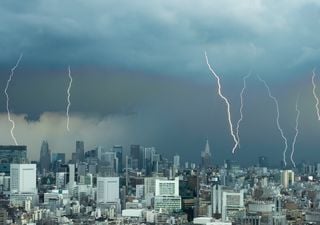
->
[40,141,51,174]
[201,139,212,169]
[76,141,85,162]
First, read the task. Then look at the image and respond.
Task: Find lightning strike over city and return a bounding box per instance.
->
[312,69,320,121]
[290,95,300,168]
[205,51,239,154]
[66,66,72,132]
[4,53,23,145]
[235,73,251,150]
[258,75,288,167]
[2,2,320,222]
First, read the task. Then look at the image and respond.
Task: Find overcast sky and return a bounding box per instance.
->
[0,0,320,166]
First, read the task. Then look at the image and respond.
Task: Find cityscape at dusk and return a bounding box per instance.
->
[1,1,320,224]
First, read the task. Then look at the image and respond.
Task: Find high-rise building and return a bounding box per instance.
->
[155,177,179,196]
[96,177,119,203]
[280,170,294,188]
[143,147,155,176]
[201,139,212,169]
[77,162,87,177]
[56,172,66,189]
[76,141,85,162]
[130,145,141,169]
[68,164,75,187]
[10,164,37,194]
[0,145,27,175]
[100,151,117,175]
[39,141,51,174]
[51,153,66,172]
[154,177,181,212]
[113,145,123,174]
[221,190,244,221]
[173,154,180,169]
[212,184,222,216]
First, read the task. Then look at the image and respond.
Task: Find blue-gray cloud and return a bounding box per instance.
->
[0,1,320,165]
[0,0,320,77]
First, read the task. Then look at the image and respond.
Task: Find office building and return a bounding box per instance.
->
[97,177,119,203]
[113,145,123,174]
[10,164,37,194]
[68,164,75,187]
[201,139,212,169]
[39,141,51,174]
[280,170,294,188]
[130,145,141,169]
[101,151,117,173]
[173,154,180,169]
[76,141,85,162]
[154,177,181,212]
[212,184,222,215]
[143,147,156,175]
[221,190,244,221]
[0,145,27,175]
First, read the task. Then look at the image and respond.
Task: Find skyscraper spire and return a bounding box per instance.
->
[201,139,212,169]
[204,139,211,155]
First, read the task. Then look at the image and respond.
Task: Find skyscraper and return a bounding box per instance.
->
[113,145,123,174]
[76,141,85,162]
[10,164,37,194]
[201,139,212,169]
[143,147,155,176]
[0,145,27,175]
[173,154,180,169]
[212,184,222,216]
[130,144,141,169]
[39,141,51,174]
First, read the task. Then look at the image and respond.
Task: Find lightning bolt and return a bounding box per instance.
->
[290,95,300,168]
[205,51,239,153]
[66,66,72,131]
[312,69,320,120]
[5,54,23,145]
[236,73,251,149]
[258,75,288,167]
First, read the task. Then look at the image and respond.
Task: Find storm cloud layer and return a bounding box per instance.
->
[0,1,320,166]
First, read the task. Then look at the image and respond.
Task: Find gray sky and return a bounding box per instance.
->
[0,0,320,166]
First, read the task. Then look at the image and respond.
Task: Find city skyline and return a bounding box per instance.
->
[1,1,320,165]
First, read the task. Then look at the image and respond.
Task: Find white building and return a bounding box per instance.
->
[10,164,38,207]
[154,196,181,212]
[10,164,37,194]
[154,177,181,212]
[68,164,75,186]
[212,184,222,214]
[221,190,244,221]
[155,177,179,196]
[173,155,180,169]
[280,170,294,188]
[97,177,119,203]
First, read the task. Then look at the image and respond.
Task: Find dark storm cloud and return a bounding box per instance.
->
[0,0,320,165]
[0,0,319,76]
